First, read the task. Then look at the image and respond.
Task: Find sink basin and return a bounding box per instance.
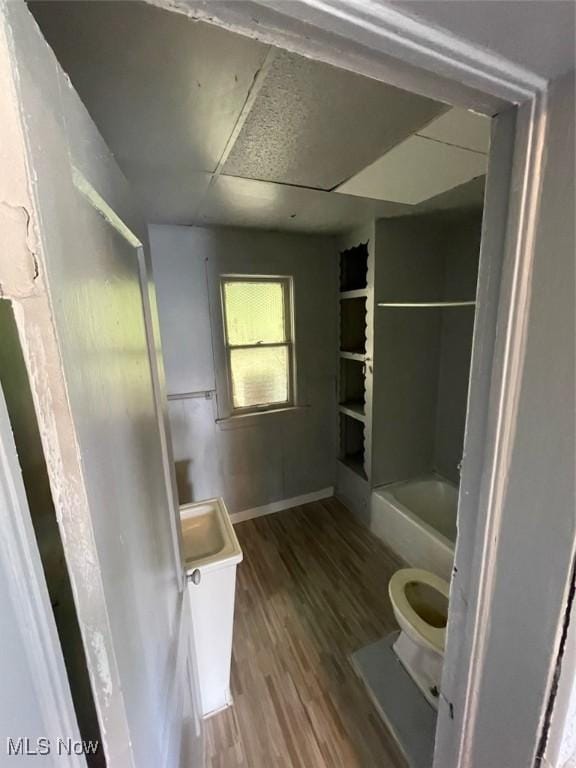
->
[180,497,242,573]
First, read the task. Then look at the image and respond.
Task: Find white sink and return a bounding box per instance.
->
[180,497,242,574]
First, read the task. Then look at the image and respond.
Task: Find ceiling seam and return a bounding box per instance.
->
[195,46,277,221]
[218,172,330,194]
[414,133,488,157]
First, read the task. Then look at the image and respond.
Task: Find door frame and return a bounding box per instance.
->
[151,1,554,765]
[0,372,87,768]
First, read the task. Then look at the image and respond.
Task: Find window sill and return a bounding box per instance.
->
[215,405,309,430]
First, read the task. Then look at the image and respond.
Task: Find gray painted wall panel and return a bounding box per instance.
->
[372,217,444,485]
[150,224,338,514]
[372,214,481,487]
[149,226,215,395]
[434,215,482,482]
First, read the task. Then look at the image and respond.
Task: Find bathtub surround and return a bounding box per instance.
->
[372,212,481,487]
[335,212,481,526]
[149,224,338,516]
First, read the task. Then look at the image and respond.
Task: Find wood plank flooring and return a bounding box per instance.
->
[204,497,408,768]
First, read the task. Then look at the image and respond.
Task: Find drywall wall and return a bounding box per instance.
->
[149,224,338,514]
[434,214,482,482]
[371,213,480,487]
[150,226,215,395]
[0,3,190,764]
[455,69,575,768]
[372,216,445,485]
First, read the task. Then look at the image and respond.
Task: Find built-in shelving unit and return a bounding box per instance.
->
[338,240,370,480]
[339,352,366,424]
[339,412,368,479]
[340,243,368,292]
[340,295,368,355]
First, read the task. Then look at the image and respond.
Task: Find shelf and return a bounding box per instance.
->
[339,350,366,362]
[339,401,366,422]
[340,289,368,300]
[340,242,369,292]
[338,454,367,480]
[377,301,476,308]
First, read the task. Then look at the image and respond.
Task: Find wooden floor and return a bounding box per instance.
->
[204,497,408,768]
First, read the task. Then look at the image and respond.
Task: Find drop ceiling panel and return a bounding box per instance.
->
[413,176,486,216]
[337,136,488,204]
[131,170,213,225]
[222,50,446,190]
[197,175,412,234]
[418,108,490,153]
[29,1,269,174]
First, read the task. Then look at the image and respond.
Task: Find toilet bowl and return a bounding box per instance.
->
[388,568,450,708]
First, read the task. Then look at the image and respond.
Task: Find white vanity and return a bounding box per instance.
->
[180,497,243,717]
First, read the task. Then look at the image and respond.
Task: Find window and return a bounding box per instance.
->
[221,276,294,412]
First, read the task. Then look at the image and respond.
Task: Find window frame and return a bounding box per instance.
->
[220,274,296,415]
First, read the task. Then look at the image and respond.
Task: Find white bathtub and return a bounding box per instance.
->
[370,476,458,580]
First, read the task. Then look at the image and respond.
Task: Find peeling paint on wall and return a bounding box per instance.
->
[0,202,40,298]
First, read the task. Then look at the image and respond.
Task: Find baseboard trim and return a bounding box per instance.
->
[231,487,334,524]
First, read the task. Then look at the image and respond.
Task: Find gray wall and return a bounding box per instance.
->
[372,213,481,486]
[434,215,481,481]
[149,224,338,515]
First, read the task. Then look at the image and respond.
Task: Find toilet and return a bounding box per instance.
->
[388,568,450,709]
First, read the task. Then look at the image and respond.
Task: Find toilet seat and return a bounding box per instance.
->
[389,568,450,654]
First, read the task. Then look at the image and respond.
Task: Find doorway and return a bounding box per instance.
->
[26,3,492,764]
[7,1,571,767]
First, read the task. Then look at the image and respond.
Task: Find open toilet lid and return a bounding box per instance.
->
[389,568,450,653]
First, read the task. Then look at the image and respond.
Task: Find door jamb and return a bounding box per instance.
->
[0,375,87,768]
[150,1,552,765]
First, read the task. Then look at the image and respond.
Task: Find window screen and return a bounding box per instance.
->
[222,278,294,411]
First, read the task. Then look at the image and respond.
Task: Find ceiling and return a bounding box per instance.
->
[337,107,490,204]
[220,48,445,190]
[29,1,487,234]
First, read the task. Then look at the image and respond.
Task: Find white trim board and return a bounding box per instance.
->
[231,487,334,524]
